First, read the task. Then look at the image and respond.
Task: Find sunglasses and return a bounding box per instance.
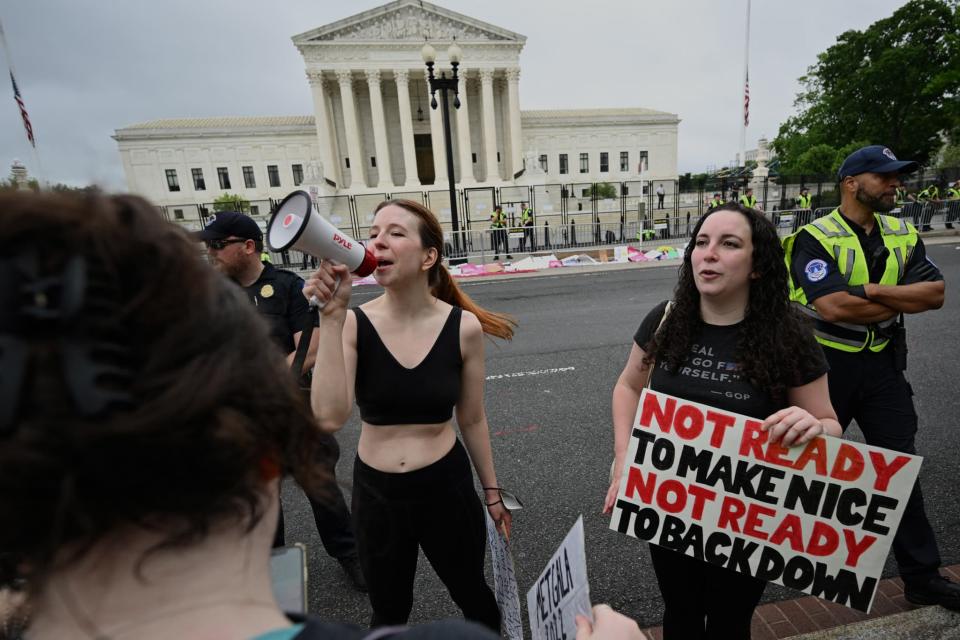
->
[204,238,248,250]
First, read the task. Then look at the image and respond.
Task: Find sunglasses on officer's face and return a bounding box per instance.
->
[204,238,248,251]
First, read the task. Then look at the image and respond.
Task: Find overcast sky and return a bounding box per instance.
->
[1,0,907,189]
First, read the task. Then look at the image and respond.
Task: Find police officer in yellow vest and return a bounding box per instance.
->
[946,179,960,229]
[739,187,759,210]
[784,145,955,610]
[915,183,940,231]
[519,202,536,252]
[708,192,724,209]
[795,187,813,210]
[490,205,511,260]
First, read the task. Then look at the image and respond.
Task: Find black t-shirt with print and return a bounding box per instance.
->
[633,301,828,420]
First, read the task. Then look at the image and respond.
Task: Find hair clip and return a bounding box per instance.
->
[0,249,134,435]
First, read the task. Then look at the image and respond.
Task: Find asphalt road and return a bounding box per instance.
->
[282,239,960,630]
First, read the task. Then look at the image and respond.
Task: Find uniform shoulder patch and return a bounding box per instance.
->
[804,259,829,283]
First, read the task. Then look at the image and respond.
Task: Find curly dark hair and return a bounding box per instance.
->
[0,191,329,590]
[644,203,821,404]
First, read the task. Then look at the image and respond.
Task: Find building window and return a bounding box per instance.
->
[559,154,568,175]
[165,169,180,192]
[292,164,303,186]
[345,157,350,168]
[600,152,609,173]
[579,153,589,174]
[217,167,231,189]
[539,154,548,172]
[370,156,377,168]
[639,150,649,172]
[267,164,280,188]
[250,205,260,215]
[620,151,629,172]
[191,168,205,191]
[242,166,256,189]
[472,153,477,163]
[173,208,184,220]
[497,152,501,162]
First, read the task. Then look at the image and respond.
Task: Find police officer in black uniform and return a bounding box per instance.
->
[196,211,366,591]
[784,147,957,610]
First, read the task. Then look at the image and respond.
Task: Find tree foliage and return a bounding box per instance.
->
[774,0,960,173]
[585,182,617,199]
[213,192,250,212]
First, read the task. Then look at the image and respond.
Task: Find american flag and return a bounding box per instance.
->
[743,70,750,128]
[10,71,35,147]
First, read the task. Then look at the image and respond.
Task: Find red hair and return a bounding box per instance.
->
[373,199,515,340]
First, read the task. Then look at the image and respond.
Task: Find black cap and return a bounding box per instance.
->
[837,145,919,180]
[194,211,263,241]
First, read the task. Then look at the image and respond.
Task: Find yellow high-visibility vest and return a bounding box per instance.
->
[783,209,916,353]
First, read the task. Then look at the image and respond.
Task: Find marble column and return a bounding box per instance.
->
[335,69,365,189]
[455,73,475,185]
[427,78,447,188]
[306,71,340,187]
[393,69,420,187]
[365,69,394,190]
[479,69,499,182]
[506,68,523,179]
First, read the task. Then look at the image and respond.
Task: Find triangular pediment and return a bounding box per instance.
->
[292,0,525,44]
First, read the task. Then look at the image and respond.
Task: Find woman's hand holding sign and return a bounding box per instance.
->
[761,406,826,447]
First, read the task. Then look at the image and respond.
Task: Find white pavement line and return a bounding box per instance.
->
[485,366,576,380]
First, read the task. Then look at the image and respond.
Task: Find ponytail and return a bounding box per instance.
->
[372,198,516,340]
[432,264,515,340]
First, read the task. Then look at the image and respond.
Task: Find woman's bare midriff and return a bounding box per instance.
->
[357,420,457,472]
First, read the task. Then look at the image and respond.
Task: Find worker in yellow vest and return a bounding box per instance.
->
[783,145,954,609]
[519,202,536,252]
[707,192,723,208]
[739,187,759,210]
[915,183,940,231]
[795,187,812,210]
[945,179,959,229]
[490,205,511,260]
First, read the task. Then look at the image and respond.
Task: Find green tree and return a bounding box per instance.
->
[774,0,960,171]
[585,182,617,199]
[937,143,960,167]
[213,192,250,212]
[790,144,837,176]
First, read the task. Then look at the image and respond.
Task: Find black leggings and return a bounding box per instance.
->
[650,544,766,639]
[352,440,500,631]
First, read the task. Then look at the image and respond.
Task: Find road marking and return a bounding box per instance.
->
[486,366,575,380]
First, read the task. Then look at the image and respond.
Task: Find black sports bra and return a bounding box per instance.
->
[354,306,462,425]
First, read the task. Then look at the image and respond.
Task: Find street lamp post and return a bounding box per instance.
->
[422,40,466,265]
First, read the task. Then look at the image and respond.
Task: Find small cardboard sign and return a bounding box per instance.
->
[486,513,524,640]
[527,516,592,640]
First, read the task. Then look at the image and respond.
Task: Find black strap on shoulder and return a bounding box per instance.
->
[291,319,314,381]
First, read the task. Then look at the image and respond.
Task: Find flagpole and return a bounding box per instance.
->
[0,17,46,188]
[739,0,751,167]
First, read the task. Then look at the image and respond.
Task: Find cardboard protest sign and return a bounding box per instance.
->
[486,512,524,640]
[610,389,922,612]
[527,516,592,640]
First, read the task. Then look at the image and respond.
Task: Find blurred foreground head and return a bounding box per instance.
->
[0,191,325,590]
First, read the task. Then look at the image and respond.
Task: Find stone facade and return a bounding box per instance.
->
[113,0,679,217]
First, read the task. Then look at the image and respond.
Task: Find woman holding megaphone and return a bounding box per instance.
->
[304,199,515,631]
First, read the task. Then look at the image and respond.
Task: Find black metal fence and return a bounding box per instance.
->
[163,166,959,265]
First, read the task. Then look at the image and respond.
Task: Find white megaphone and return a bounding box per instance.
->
[267,190,377,306]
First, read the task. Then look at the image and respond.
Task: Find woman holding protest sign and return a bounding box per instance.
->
[305,199,517,632]
[604,203,842,638]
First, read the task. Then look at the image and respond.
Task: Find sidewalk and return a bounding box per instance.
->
[428,230,960,286]
[640,564,960,639]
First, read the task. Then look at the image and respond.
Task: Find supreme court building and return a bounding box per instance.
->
[113,0,679,229]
